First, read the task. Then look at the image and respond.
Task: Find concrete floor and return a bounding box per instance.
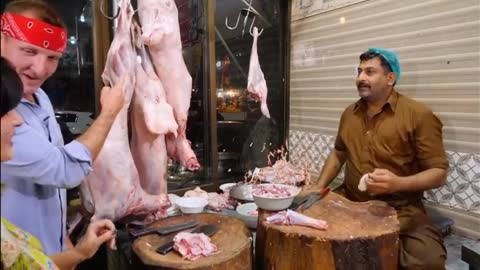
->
[445,234,479,270]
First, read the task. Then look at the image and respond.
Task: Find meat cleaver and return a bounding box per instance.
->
[290,188,330,211]
[129,221,198,238]
[156,224,219,255]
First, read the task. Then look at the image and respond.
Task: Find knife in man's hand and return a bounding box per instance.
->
[301,188,330,210]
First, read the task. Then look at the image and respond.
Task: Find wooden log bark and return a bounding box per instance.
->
[133,213,253,270]
[256,192,399,270]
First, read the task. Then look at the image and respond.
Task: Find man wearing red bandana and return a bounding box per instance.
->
[1,0,127,267]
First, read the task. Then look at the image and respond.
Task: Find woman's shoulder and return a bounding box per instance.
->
[1,218,59,270]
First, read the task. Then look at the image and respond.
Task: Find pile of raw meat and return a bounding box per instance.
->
[173,232,219,261]
[245,152,311,186]
[252,185,293,198]
[80,0,199,223]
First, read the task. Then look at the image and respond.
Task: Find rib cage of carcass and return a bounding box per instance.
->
[80,0,200,223]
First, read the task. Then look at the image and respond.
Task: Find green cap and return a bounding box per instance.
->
[368,47,401,83]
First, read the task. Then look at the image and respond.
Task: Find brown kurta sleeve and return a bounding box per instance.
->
[414,109,449,171]
[334,109,348,152]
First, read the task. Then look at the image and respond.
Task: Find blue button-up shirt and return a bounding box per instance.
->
[1,89,92,256]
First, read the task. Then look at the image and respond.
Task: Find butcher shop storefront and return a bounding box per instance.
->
[38,0,289,193]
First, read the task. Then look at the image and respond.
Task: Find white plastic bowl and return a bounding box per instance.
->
[252,184,300,211]
[175,197,208,214]
[236,202,258,229]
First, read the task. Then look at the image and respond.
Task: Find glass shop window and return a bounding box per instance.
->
[215,0,288,183]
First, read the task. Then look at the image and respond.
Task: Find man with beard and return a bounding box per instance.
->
[312,48,448,269]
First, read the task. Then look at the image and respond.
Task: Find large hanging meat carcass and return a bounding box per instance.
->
[130,25,177,195]
[247,27,271,119]
[80,0,176,223]
[137,0,200,171]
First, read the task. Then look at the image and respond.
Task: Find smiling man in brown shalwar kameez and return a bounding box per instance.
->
[312,48,448,270]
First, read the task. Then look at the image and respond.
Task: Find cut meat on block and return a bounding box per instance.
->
[173,232,218,261]
[265,210,328,230]
[256,192,400,270]
[132,213,253,269]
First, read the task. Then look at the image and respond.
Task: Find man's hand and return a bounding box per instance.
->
[299,186,321,197]
[366,168,401,195]
[73,219,117,260]
[99,76,127,118]
[76,76,128,160]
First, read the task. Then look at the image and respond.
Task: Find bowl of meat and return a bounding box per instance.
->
[175,197,208,214]
[252,184,301,211]
[236,202,258,229]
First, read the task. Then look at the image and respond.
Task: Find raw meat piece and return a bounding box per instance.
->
[137,0,200,171]
[259,159,310,185]
[206,193,236,212]
[247,27,270,119]
[266,210,328,230]
[80,0,170,223]
[245,149,311,186]
[130,30,176,195]
[131,25,178,136]
[100,0,134,91]
[173,232,219,261]
[253,185,292,198]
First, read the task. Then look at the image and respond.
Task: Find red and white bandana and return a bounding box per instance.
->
[1,12,66,53]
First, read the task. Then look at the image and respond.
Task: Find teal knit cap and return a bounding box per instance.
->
[368,47,401,83]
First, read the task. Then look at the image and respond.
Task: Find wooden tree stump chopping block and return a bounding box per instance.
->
[133,213,253,270]
[256,192,400,270]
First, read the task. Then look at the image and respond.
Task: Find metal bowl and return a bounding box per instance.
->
[230,184,254,201]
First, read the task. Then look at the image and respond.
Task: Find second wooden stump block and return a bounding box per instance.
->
[256,192,400,270]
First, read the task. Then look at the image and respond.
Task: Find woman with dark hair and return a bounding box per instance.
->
[1,57,117,270]
[0,57,23,161]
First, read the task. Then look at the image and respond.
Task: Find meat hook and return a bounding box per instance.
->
[99,0,121,20]
[224,0,264,37]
